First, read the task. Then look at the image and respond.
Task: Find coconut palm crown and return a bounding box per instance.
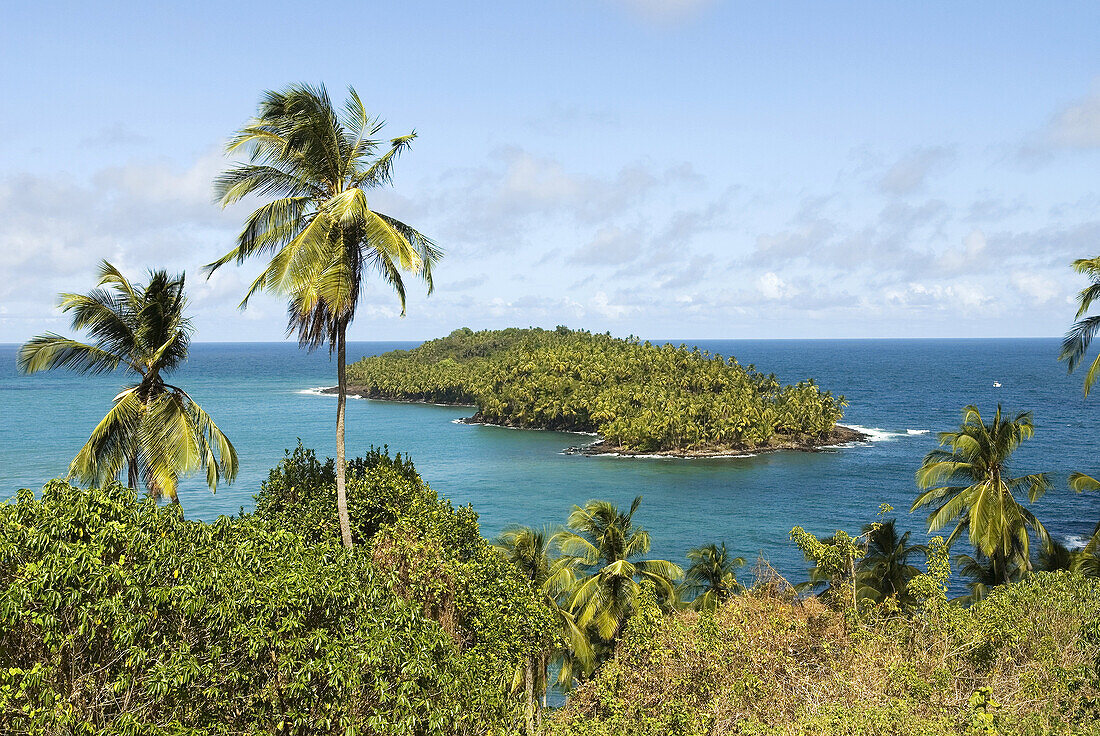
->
[912,405,1050,582]
[18,262,237,503]
[1060,256,1100,396]
[205,83,440,547]
[855,519,925,606]
[682,542,746,611]
[553,497,683,645]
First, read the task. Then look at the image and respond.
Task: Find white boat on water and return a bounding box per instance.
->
[993,381,1001,387]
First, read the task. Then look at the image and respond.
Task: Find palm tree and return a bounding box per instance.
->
[912,405,1051,584]
[18,262,237,504]
[954,551,1024,605]
[495,527,593,725]
[855,519,925,607]
[1059,256,1100,395]
[1067,473,1100,577]
[681,542,746,611]
[206,83,440,548]
[1036,539,1074,572]
[552,497,683,666]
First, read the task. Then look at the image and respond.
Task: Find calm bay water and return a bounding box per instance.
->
[3,338,1099,587]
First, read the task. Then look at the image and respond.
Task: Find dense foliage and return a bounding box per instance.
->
[0,447,552,735]
[548,573,1100,735]
[346,327,846,452]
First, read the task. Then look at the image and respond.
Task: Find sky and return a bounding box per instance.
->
[1,0,1098,342]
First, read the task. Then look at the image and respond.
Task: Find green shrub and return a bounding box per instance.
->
[547,573,1100,736]
[0,451,553,735]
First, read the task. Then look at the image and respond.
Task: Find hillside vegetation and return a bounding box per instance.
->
[0,447,551,735]
[548,575,1100,736]
[346,327,847,453]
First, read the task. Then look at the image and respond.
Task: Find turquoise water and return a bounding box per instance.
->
[3,339,1099,586]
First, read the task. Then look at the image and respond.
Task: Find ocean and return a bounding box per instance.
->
[3,338,1099,590]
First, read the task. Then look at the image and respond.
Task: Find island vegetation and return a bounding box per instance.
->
[342,326,859,456]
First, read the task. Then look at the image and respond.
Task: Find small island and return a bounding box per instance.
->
[335,327,867,457]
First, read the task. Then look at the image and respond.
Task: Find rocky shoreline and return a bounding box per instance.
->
[561,424,870,458]
[320,385,476,407]
[320,386,869,459]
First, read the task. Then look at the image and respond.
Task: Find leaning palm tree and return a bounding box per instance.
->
[18,261,237,504]
[1060,256,1100,395]
[912,405,1051,584]
[206,83,440,548]
[552,497,683,669]
[681,542,746,611]
[855,519,925,607]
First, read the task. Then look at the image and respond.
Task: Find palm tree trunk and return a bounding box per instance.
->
[525,655,536,736]
[126,454,138,490]
[336,323,353,548]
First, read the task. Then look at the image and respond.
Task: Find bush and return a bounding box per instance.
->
[0,447,553,735]
[546,573,1100,736]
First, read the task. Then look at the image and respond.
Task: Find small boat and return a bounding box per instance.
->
[993,381,1001,387]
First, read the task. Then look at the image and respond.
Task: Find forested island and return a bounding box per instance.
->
[336,327,864,457]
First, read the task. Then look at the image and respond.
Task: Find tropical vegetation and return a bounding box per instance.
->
[345,326,847,453]
[11,81,1100,736]
[17,261,237,504]
[680,542,746,611]
[911,405,1051,588]
[0,448,551,735]
[205,83,440,547]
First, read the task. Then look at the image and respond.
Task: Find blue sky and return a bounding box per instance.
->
[1,0,1098,341]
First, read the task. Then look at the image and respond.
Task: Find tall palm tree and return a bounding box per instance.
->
[1060,256,1100,395]
[855,519,925,607]
[18,261,237,503]
[681,542,746,611]
[495,527,593,723]
[912,405,1051,584]
[552,497,683,664]
[206,83,440,547]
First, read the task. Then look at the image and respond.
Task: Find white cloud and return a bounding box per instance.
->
[592,290,633,319]
[570,226,642,265]
[756,272,795,301]
[1011,271,1059,305]
[938,228,987,274]
[1048,83,1100,149]
[878,146,955,195]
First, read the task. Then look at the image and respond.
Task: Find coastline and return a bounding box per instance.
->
[319,385,477,408]
[562,424,869,459]
[320,385,869,458]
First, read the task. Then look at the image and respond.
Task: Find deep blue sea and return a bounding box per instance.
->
[3,339,1099,591]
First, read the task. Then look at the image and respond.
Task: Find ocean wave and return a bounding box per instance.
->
[1064,534,1090,550]
[844,424,908,442]
[906,429,930,435]
[296,387,334,396]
